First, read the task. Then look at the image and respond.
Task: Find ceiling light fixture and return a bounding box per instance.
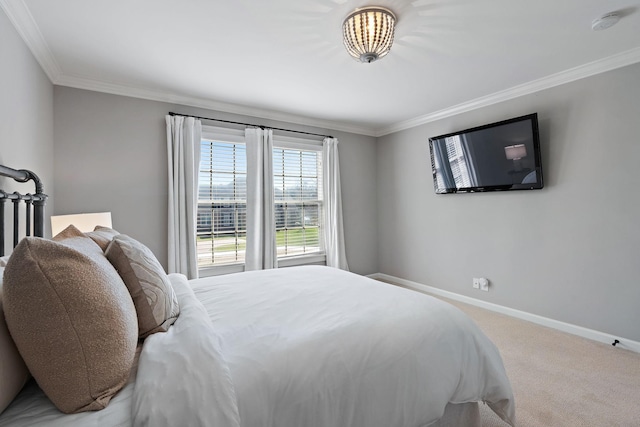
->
[343,6,396,63]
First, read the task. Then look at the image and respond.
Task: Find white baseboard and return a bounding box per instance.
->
[367,273,640,354]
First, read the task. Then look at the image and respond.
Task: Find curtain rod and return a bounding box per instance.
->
[168,112,333,139]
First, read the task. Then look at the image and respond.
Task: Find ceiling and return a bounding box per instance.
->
[3,0,640,136]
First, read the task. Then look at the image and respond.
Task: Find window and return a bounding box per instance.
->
[273,141,323,259]
[444,135,472,188]
[197,128,247,268]
[197,128,324,272]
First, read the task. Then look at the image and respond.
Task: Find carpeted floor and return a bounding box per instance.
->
[386,281,640,426]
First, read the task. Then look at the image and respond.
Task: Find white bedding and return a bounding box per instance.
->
[132,274,240,426]
[190,266,515,427]
[0,265,515,427]
[0,359,135,427]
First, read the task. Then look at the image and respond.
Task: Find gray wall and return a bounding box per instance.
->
[53,87,378,275]
[377,62,640,342]
[0,7,54,252]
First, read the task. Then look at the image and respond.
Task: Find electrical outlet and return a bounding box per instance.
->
[479,278,489,292]
[472,278,480,289]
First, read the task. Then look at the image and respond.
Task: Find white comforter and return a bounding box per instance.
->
[1,266,515,426]
[186,266,515,427]
[132,274,241,426]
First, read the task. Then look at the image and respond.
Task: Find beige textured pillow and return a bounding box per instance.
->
[106,234,180,338]
[2,226,138,414]
[0,267,30,414]
[85,226,120,251]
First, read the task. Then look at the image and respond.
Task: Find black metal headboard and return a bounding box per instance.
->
[0,165,48,256]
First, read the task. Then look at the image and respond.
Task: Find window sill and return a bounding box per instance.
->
[197,254,326,278]
[277,253,326,268]
[198,263,245,278]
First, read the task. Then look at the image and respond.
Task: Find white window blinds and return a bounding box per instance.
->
[273,143,323,258]
[198,128,247,267]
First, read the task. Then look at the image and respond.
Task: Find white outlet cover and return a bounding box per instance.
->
[479,278,489,291]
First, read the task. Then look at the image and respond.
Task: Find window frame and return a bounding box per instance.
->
[198,126,247,277]
[272,135,326,267]
[198,128,326,278]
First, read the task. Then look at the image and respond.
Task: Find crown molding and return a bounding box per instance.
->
[56,47,640,138]
[45,46,640,138]
[0,0,61,82]
[56,46,640,138]
[54,74,377,137]
[374,46,640,136]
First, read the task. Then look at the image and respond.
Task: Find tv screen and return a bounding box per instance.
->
[428,113,543,193]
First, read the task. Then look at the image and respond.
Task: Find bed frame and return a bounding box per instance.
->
[0,164,47,256]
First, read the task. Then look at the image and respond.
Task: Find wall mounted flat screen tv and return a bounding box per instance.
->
[428,113,543,193]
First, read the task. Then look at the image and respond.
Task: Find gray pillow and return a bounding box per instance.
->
[85,226,120,251]
[106,234,180,338]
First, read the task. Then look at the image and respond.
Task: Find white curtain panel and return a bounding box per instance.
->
[166,115,201,279]
[245,127,277,271]
[323,137,349,271]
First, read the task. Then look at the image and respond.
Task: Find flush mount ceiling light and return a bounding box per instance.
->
[342,6,396,63]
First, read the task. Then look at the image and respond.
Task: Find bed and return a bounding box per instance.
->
[0,165,515,427]
[0,165,46,257]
